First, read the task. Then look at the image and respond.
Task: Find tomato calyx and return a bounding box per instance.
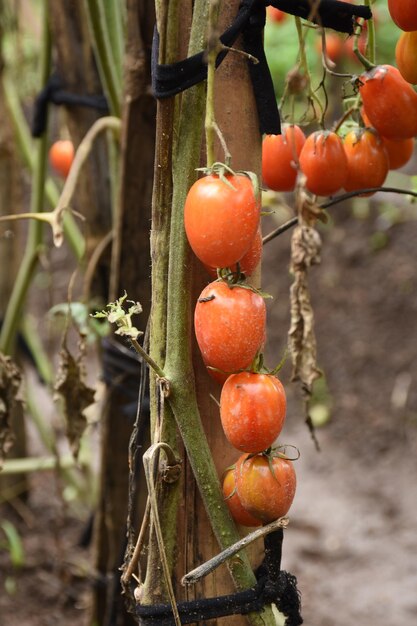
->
[240,445,300,485]
[196,162,260,204]
[248,349,287,376]
[210,273,272,301]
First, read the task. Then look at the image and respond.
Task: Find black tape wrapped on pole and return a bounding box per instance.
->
[136,528,303,625]
[32,73,109,137]
[151,0,372,135]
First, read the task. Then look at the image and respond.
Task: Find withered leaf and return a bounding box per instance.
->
[0,353,22,468]
[288,224,322,391]
[54,346,95,458]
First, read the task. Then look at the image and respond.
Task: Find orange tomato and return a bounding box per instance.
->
[262,125,306,192]
[395,31,417,84]
[194,281,266,383]
[388,0,417,32]
[48,140,74,179]
[299,131,348,196]
[220,372,286,453]
[359,64,417,140]
[343,128,389,195]
[222,468,262,527]
[184,174,260,269]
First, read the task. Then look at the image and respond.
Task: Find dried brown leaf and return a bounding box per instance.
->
[0,354,23,468]
[288,225,322,391]
[54,346,95,458]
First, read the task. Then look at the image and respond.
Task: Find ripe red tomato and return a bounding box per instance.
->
[388,0,417,32]
[395,31,417,84]
[361,106,415,169]
[205,228,262,279]
[343,128,389,195]
[220,372,286,453]
[194,281,266,383]
[49,140,74,179]
[267,6,287,23]
[359,65,417,140]
[184,174,260,269]
[299,131,347,196]
[222,468,262,527]
[235,453,296,523]
[262,125,306,192]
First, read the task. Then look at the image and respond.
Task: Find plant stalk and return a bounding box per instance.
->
[0,0,51,355]
[2,74,85,261]
[84,0,122,117]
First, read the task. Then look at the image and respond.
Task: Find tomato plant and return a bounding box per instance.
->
[194,281,266,383]
[184,173,260,268]
[388,0,417,32]
[48,139,74,179]
[222,468,262,527]
[299,131,347,196]
[262,125,306,192]
[343,128,389,195]
[395,31,417,84]
[220,372,286,453]
[235,452,297,523]
[358,65,417,140]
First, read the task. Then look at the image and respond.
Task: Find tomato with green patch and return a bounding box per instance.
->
[222,467,262,527]
[235,452,297,523]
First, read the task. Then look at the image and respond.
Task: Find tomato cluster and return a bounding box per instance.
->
[262,64,417,198]
[184,167,297,526]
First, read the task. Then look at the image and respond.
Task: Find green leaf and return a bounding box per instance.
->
[0,521,24,568]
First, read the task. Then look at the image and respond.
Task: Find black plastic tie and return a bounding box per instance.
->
[32,73,109,137]
[151,0,372,135]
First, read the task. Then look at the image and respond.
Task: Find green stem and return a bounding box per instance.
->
[84,0,122,117]
[2,74,85,261]
[0,0,51,355]
[205,0,220,168]
[130,338,165,379]
[102,1,124,82]
[1,455,75,475]
[365,0,376,65]
[353,19,375,71]
[20,315,54,385]
[294,16,324,124]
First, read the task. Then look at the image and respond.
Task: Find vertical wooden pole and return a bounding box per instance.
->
[180,3,263,622]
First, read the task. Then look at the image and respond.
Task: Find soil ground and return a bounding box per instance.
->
[1,187,417,626]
